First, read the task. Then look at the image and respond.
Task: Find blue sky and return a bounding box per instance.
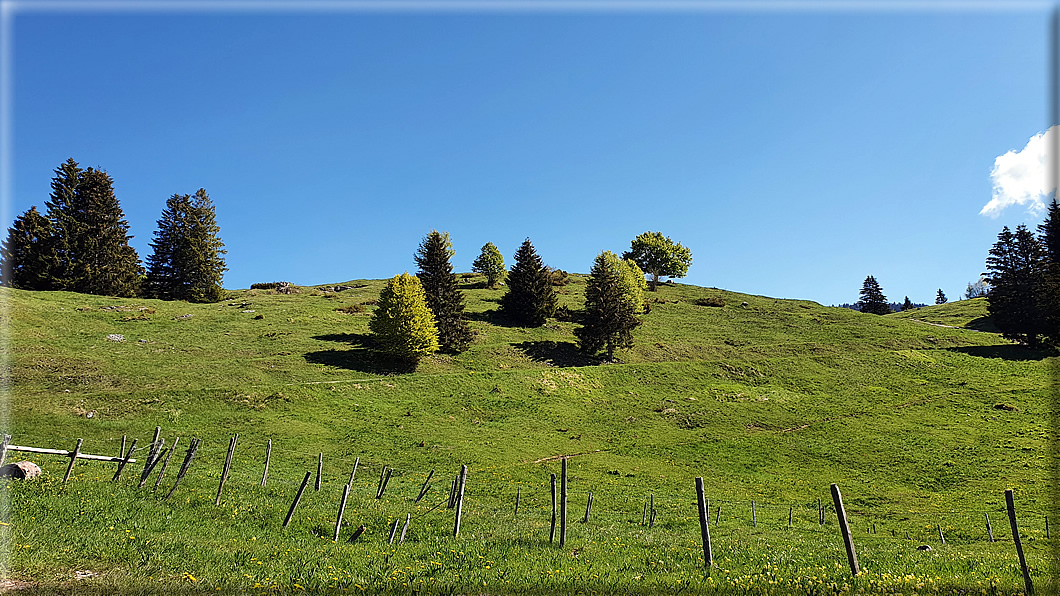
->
[3,3,1054,306]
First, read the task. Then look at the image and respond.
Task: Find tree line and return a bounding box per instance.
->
[1,158,227,302]
[370,231,692,363]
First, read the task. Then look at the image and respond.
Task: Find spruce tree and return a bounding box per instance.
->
[575,251,642,360]
[146,189,227,302]
[935,289,947,305]
[857,276,891,315]
[42,158,83,290]
[472,242,506,288]
[985,224,1046,347]
[499,239,557,326]
[1037,199,1060,346]
[1,207,54,289]
[415,230,472,353]
[901,296,914,311]
[67,168,142,297]
[369,272,439,362]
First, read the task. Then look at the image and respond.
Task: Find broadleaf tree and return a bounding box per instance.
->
[415,230,472,353]
[575,251,642,360]
[472,242,506,288]
[857,275,891,315]
[623,231,692,291]
[499,239,557,326]
[369,272,439,362]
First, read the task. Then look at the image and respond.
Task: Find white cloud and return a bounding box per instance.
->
[980,126,1056,218]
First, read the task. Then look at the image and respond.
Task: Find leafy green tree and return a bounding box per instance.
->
[618,258,647,313]
[1,207,54,289]
[901,296,914,311]
[67,168,142,297]
[965,278,989,299]
[857,276,891,315]
[369,272,439,362]
[935,289,947,305]
[985,225,1046,347]
[42,158,83,290]
[472,242,506,288]
[499,239,557,326]
[575,251,642,360]
[623,231,693,291]
[1037,199,1060,346]
[415,230,472,353]
[145,189,228,302]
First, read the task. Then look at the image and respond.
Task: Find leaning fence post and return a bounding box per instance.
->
[550,474,557,542]
[348,456,359,486]
[315,453,323,492]
[154,437,179,490]
[416,469,434,503]
[453,464,468,538]
[789,505,793,528]
[938,523,946,545]
[986,512,994,542]
[165,438,199,500]
[261,439,272,488]
[399,513,411,544]
[583,491,594,523]
[334,484,350,542]
[560,458,568,547]
[818,497,823,525]
[830,483,860,576]
[695,477,712,567]
[112,439,138,482]
[514,487,520,517]
[388,518,400,544]
[1006,489,1034,595]
[752,500,757,528]
[139,439,165,488]
[215,434,238,505]
[377,467,393,499]
[283,472,312,529]
[63,438,83,483]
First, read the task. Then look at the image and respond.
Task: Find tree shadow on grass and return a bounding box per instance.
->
[306,333,417,374]
[514,340,599,368]
[946,345,1051,362]
[965,316,1000,333]
[465,309,528,328]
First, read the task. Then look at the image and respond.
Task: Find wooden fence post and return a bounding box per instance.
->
[119,435,126,461]
[63,438,83,483]
[138,447,168,488]
[453,464,467,538]
[334,484,350,542]
[560,458,567,547]
[315,453,323,491]
[348,456,359,486]
[416,469,434,503]
[752,500,757,528]
[1006,489,1034,595]
[550,473,557,542]
[112,439,138,482]
[447,475,458,509]
[1046,516,1050,539]
[215,434,238,506]
[695,477,712,568]
[165,438,199,500]
[583,492,594,523]
[377,468,393,499]
[154,437,179,489]
[938,523,946,545]
[789,506,793,528]
[514,487,520,517]
[283,472,312,529]
[649,494,656,528]
[830,483,860,576]
[377,466,388,498]
[388,518,400,544]
[986,512,994,542]
[818,498,823,525]
[399,513,411,544]
[139,439,165,488]
[716,505,721,525]
[261,439,272,488]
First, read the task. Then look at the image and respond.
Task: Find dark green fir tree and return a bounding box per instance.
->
[414,230,472,353]
[857,276,891,315]
[67,168,142,297]
[1037,199,1060,346]
[575,251,642,360]
[985,224,1046,347]
[145,189,227,302]
[901,296,914,311]
[935,289,947,305]
[1,207,54,289]
[42,158,83,290]
[499,239,557,326]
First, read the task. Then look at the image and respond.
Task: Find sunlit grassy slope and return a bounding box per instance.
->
[2,278,1054,593]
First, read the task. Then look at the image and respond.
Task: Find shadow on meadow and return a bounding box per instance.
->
[305,333,417,374]
[514,340,598,368]
[946,344,1051,361]
[964,316,1001,333]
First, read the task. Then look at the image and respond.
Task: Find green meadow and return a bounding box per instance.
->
[1,278,1055,594]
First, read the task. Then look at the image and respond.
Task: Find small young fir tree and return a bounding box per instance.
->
[369,273,439,362]
[575,251,642,360]
[935,289,947,305]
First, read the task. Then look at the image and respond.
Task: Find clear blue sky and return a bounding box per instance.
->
[3,3,1054,306]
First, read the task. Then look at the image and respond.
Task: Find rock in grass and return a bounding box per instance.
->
[0,461,41,480]
[916,544,933,551]
[106,334,125,342]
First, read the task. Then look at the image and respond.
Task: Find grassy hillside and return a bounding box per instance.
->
[1,279,1055,593]
[888,297,1001,333]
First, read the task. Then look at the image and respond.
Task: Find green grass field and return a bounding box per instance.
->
[1,280,1055,594]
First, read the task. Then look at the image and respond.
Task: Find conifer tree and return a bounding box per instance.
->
[985,224,1046,347]
[499,239,557,326]
[1,207,54,289]
[415,230,472,353]
[857,276,891,314]
[42,158,83,290]
[472,242,506,288]
[145,189,227,302]
[369,272,439,362]
[1037,199,1060,346]
[575,251,642,360]
[935,289,947,305]
[67,168,142,297]
[901,296,914,311]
